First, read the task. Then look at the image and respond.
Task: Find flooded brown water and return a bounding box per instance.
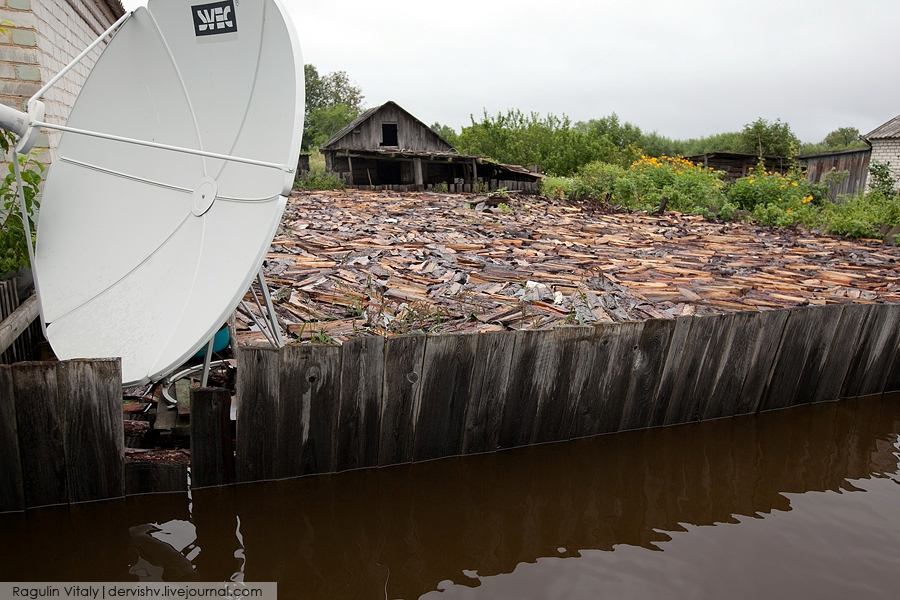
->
[2,395,900,599]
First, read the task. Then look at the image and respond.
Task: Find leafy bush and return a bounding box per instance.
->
[295,169,344,191]
[540,176,574,200]
[571,161,624,202]
[614,155,727,216]
[1,132,44,274]
[868,161,897,197]
[821,193,900,239]
[726,163,826,212]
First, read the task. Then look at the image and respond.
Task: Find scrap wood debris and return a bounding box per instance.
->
[236,190,899,344]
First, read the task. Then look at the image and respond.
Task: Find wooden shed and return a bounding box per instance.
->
[686,152,790,182]
[799,147,871,199]
[321,101,542,193]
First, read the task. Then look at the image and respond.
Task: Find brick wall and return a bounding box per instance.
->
[869,138,900,192]
[1,0,123,164]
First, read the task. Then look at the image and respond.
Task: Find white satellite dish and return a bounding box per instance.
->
[0,0,303,385]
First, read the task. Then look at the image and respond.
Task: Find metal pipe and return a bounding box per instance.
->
[32,120,291,172]
[29,11,133,106]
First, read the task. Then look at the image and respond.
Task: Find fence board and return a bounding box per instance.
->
[569,323,630,438]
[498,330,562,449]
[413,334,479,461]
[236,347,280,482]
[58,359,124,503]
[593,321,646,434]
[191,388,234,488]
[12,362,67,507]
[650,316,693,427]
[659,315,725,426]
[125,462,187,495]
[336,336,384,471]
[379,335,426,465]
[462,331,516,454]
[761,306,843,411]
[739,309,791,414]
[841,303,900,398]
[0,366,24,512]
[809,304,870,403]
[278,344,341,477]
[619,319,675,431]
[700,312,760,419]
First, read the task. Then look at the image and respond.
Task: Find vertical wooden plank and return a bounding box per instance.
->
[699,312,765,419]
[568,322,635,438]
[462,331,516,454]
[497,330,562,449]
[618,319,674,431]
[125,462,187,495]
[191,388,234,488]
[659,314,727,426]
[692,313,751,420]
[379,335,426,466]
[738,309,790,414]
[532,327,597,444]
[413,333,479,461]
[809,303,870,404]
[278,344,341,477]
[649,316,692,427]
[0,366,24,512]
[761,306,842,411]
[592,321,645,434]
[12,362,67,508]
[235,347,280,483]
[336,336,384,471]
[842,303,900,398]
[57,359,124,503]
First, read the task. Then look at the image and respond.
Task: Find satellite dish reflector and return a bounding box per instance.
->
[32,0,303,385]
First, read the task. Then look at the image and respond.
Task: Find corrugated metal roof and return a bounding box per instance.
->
[864,113,900,140]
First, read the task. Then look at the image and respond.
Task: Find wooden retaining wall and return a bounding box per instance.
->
[0,359,124,512]
[235,303,900,482]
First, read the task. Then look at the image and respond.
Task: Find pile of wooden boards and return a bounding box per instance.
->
[237,190,899,343]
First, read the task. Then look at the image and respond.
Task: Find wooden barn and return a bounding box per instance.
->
[321,101,542,193]
[686,152,791,181]
[799,147,871,199]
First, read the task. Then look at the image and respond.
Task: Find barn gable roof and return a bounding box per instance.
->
[321,101,455,151]
[864,113,900,140]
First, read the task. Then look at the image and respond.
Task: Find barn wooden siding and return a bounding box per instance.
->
[801,148,871,199]
[234,302,900,483]
[324,102,453,154]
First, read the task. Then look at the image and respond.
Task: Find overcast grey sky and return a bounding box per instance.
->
[124,0,900,142]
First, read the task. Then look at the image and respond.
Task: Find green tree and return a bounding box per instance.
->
[823,127,861,148]
[430,122,459,148]
[741,117,800,158]
[302,65,364,150]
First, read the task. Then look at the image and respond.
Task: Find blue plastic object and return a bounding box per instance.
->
[193,326,230,359]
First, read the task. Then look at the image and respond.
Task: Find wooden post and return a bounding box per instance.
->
[347,152,354,186]
[472,159,478,190]
[413,157,424,189]
[0,366,24,512]
[191,387,234,488]
[0,295,38,359]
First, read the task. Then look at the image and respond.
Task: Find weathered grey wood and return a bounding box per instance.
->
[0,294,38,359]
[738,309,791,414]
[842,303,900,398]
[0,366,24,512]
[809,304,871,403]
[57,359,124,503]
[413,334,479,461]
[462,331,516,454]
[699,312,766,419]
[618,319,675,431]
[125,462,187,495]
[190,388,234,488]
[12,362,67,508]
[568,323,631,438]
[658,315,727,426]
[379,335,425,465]
[592,321,645,434]
[236,347,280,482]
[336,336,384,471]
[278,344,341,477]
[532,327,596,444]
[498,330,562,449]
[761,306,843,411]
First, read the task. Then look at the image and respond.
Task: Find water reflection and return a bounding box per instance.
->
[1,395,899,599]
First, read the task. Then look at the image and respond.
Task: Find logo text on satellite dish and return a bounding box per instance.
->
[192,0,237,36]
